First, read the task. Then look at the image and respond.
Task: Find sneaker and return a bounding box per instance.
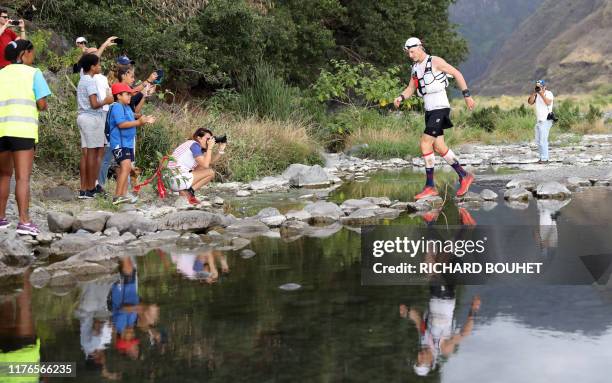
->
[112,195,131,205]
[78,190,94,199]
[16,222,41,236]
[93,184,105,195]
[415,186,439,200]
[126,192,139,204]
[0,217,9,229]
[421,209,440,224]
[458,207,477,226]
[186,194,201,206]
[456,173,475,197]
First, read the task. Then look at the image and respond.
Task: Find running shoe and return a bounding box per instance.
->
[126,192,139,204]
[0,217,10,229]
[186,194,201,206]
[112,195,131,205]
[93,184,106,195]
[78,190,95,199]
[16,222,41,236]
[415,186,439,200]
[456,173,475,197]
[421,210,440,224]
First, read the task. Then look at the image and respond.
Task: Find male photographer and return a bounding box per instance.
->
[0,9,26,68]
[527,80,554,164]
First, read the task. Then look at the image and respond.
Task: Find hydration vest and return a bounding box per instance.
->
[412,56,449,97]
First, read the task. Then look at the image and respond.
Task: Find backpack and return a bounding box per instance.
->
[104,103,128,145]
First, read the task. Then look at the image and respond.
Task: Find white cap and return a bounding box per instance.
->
[404,37,422,50]
[75,36,87,44]
[413,364,431,376]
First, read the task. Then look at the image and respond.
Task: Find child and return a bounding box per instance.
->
[108,83,155,205]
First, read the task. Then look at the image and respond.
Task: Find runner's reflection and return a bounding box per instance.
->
[171,248,229,284]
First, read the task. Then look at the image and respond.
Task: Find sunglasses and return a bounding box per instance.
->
[0,15,9,19]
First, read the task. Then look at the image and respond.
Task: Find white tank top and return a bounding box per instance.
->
[412,55,450,111]
[168,140,200,173]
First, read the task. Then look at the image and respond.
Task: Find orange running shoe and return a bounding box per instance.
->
[456,173,475,197]
[186,194,201,205]
[421,209,440,224]
[458,207,476,226]
[415,186,439,200]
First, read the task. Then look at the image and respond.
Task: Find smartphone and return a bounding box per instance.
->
[153,69,164,85]
[114,38,124,46]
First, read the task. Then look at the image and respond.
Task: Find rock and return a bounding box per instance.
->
[129,216,158,235]
[137,230,181,245]
[339,199,378,214]
[176,233,203,248]
[46,259,112,281]
[42,185,75,202]
[174,197,194,210]
[69,244,123,266]
[249,176,288,191]
[407,196,444,212]
[255,208,287,227]
[363,196,392,207]
[506,179,536,191]
[213,196,224,205]
[505,200,530,210]
[73,211,112,233]
[49,233,103,257]
[304,201,344,224]
[36,232,54,245]
[390,202,410,210]
[280,220,309,238]
[594,180,610,187]
[306,223,342,238]
[156,211,225,232]
[285,210,312,222]
[49,270,77,287]
[482,201,498,211]
[120,231,137,243]
[279,283,301,291]
[240,249,256,259]
[226,219,271,237]
[480,189,499,201]
[0,231,32,259]
[535,182,571,200]
[565,177,591,190]
[47,212,74,233]
[289,165,332,187]
[455,192,484,203]
[236,190,251,197]
[504,187,531,202]
[103,226,120,237]
[371,208,401,219]
[282,163,311,180]
[106,212,140,234]
[340,208,378,226]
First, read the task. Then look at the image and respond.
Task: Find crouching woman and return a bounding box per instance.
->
[167,128,226,205]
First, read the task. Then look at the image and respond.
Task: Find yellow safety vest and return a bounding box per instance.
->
[0,64,40,142]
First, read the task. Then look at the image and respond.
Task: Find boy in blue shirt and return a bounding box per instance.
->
[108,83,155,205]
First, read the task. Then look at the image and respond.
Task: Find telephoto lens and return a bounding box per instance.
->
[214,134,227,144]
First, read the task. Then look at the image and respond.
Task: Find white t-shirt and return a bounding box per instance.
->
[535,90,554,122]
[94,74,111,112]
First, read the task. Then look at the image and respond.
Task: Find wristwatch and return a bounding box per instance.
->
[462,89,471,98]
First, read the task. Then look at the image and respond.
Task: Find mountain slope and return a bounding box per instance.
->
[475,0,611,95]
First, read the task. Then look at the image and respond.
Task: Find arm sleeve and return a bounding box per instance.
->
[190,142,203,158]
[32,70,52,100]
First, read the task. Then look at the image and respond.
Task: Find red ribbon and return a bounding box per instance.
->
[133,155,170,198]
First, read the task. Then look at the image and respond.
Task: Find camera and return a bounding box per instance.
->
[9,20,20,26]
[213,134,227,144]
[535,86,541,92]
[114,38,124,46]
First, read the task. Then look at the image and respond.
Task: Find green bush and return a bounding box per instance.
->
[466,106,501,132]
[585,104,603,123]
[555,100,581,132]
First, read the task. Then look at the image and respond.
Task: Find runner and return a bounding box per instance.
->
[394,37,476,199]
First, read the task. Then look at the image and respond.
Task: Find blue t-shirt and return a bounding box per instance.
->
[33,69,51,101]
[108,103,136,149]
[190,142,204,157]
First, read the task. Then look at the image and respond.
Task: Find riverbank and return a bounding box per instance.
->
[1,134,611,286]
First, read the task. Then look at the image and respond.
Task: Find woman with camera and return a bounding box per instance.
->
[0,9,25,69]
[167,128,227,205]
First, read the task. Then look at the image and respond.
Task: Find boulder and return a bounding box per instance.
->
[407,196,444,212]
[455,192,484,203]
[73,211,112,233]
[106,212,141,234]
[0,231,32,258]
[47,211,74,233]
[236,190,251,197]
[304,201,344,224]
[226,219,271,237]
[282,164,311,180]
[340,208,378,226]
[565,177,591,191]
[49,233,104,257]
[136,230,181,246]
[249,176,288,191]
[535,182,571,200]
[480,189,499,201]
[506,179,536,191]
[363,196,392,207]
[285,210,312,222]
[45,259,112,281]
[129,216,158,235]
[156,211,225,232]
[339,199,378,214]
[256,207,287,227]
[504,188,531,202]
[289,165,332,187]
[280,220,309,239]
[213,196,225,205]
[390,202,410,210]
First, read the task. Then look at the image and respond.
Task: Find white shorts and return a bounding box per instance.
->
[77,113,105,148]
[169,170,193,191]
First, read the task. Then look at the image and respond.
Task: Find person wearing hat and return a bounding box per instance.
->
[0,40,51,236]
[0,8,26,69]
[527,80,554,163]
[394,37,476,200]
[72,36,119,74]
[108,82,155,205]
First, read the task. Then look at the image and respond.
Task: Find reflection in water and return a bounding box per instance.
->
[1,173,611,382]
